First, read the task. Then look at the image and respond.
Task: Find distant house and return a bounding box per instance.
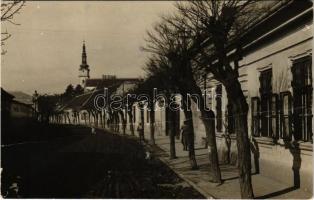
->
[1,88,15,130]
[1,88,35,143]
[9,91,34,105]
[11,100,34,118]
[1,88,35,120]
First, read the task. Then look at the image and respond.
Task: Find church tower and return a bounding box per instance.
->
[79,41,90,88]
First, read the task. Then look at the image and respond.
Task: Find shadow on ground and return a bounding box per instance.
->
[1,125,205,199]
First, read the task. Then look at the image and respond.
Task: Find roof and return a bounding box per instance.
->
[239,0,312,55]
[82,84,122,110]
[62,77,141,112]
[62,81,126,112]
[203,0,312,69]
[1,88,15,100]
[9,91,33,105]
[12,99,34,110]
[85,78,140,89]
[63,92,93,111]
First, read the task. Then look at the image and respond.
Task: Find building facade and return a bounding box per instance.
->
[55,0,313,194]
[124,0,313,193]
[187,0,313,193]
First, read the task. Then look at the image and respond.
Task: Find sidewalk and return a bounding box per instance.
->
[138,131,312,199]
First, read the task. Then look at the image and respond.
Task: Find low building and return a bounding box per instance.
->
[11,100,34,118]
[1,88,15,131]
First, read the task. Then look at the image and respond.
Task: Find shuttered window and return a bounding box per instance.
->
[280,91,292,141]
[251,97,260,137]
[271,94,279,139]
[227,102,235,134]
[259,69,273,138]
[291,57,313,142]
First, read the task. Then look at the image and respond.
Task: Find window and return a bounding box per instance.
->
[280,91,292,140]
[226,102,235,134]
[291,57,312,142]
[13,105,19,112]
[271,94,279,139]
[216,84,223,132]
[251,97,260,136]
[259,69,273,137]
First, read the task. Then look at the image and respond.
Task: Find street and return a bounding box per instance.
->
[1,125,204,198]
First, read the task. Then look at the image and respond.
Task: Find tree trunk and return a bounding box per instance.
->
[201,110,222,183]
[88,111,91,125]
[165,108,170,136]
[92,111,97,127]
[128,110,135,135]
[188,83,222,183]
[181,95,198,170]
[149,101,156,145]
[99,112,103,128]
[140,105,145,140]
[168,106,177,159]
[95,112,98,127]
[119,110,126,135]
[116,112,120,133]
[67,113,71,124]
[225,82,254,198]
[103,110,107,128]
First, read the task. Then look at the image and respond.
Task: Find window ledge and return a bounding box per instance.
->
[216,132,237,140]
[253,137,276,145]
[253,137,313,151]
[296,141,313,151]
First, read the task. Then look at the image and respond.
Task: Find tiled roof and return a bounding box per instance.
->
[9,91,33,105]
[62,78,141,111]
[85,78,140,90]
[1,88,15,100]
[82,85,120,110]
[63,92,93,111]
[12,99,34,109]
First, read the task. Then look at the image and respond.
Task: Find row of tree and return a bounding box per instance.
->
[36,84,84,123]
[131,1,272,198]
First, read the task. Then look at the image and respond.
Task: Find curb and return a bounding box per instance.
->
[144,142,215,199]
[157,156,215,199]
[98,128,215,199]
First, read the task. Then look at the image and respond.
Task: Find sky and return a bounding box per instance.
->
[1,1,175,95]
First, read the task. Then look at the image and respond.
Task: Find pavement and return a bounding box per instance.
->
[121,128,313,199]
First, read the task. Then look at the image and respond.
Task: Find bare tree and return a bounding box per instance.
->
[174,1,273,198]
[143,57,180,159]
[142,20,217,176]
[1,0,25,55]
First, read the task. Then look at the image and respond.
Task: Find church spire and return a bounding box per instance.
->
[79,41,90,88]
[81,40,88,68]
